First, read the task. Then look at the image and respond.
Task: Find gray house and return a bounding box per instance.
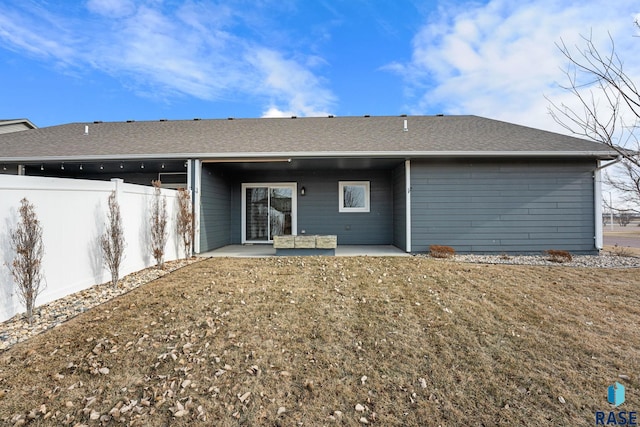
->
[0,115,617,254]
[0,118,37,134]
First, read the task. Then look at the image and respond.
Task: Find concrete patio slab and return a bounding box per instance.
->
[199,245,409,258]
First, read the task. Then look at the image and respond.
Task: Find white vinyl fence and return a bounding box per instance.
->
[0,175,183,322]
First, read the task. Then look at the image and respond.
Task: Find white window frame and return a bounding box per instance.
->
[339,181,370,213]
[241,182,297,243]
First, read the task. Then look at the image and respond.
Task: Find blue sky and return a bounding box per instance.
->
[1,0,639,132]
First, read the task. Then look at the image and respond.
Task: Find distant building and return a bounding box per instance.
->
[0,118,37,134]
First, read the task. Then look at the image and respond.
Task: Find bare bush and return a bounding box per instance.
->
[543,249,573,263]
[429,245,456,259]
[176,188,193,259]
[9,198,45,324]
[150,180,168,268]
[611,244,632,257]
[100,191,125,288]
[617,211,632,227]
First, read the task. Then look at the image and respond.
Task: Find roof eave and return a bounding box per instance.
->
[0,150,618,163]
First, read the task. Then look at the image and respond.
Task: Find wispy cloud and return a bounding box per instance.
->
[0,0,336,116]
[387,0,640,132]
[248,48,335,117]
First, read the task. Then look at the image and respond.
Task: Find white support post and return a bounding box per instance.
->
[192,159,202,254]
[405,160,411,253]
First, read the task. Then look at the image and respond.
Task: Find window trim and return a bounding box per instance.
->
[338,181,370,213]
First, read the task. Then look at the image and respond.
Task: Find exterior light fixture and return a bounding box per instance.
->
[120,162,124,169]
[300,186,306,196]
[79,164,83,170]
[61,163,65,170]
[161,163,165,169]
[100,164,104,170]
[40,164,44,171]
[2,165,6,171]
[140,163,144,169]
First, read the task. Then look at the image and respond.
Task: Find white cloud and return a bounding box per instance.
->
[0,1,335,117]
[0,5,77,64]
[249,48,335,117]
[86,0,135,17]
[261,106,296,118]
[389,0,640,133]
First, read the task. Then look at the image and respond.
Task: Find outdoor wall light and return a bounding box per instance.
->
[79,164,83,171]
[120,162,124,169]
[300,186,306,196]
[141,163,144,169]
[40,164,44,171]
[60,163,64,170]
[161,163,165,169]
[100,164,104,170]
[2,165,6,171]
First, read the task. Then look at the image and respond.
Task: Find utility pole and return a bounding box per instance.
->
[609,192,614,231]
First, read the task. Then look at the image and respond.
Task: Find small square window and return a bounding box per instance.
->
[339,181,370,213]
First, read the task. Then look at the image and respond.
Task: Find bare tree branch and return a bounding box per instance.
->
[548,29,640,211]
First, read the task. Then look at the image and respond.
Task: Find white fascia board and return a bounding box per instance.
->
[0,150,617,163]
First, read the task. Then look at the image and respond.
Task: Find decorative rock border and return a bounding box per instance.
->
[0,258,200,351]
[434,253,640,268]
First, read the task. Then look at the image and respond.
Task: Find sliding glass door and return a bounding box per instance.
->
[242,183,296,243]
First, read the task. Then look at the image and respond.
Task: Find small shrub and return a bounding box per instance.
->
[544,249,572,263]
[9,198,45,325]
[176,188,193,259]
[150,180,168,268]
[611,244,632,257]
[429,245,456,259]
[100,191,125,288]
[499,253,511,260]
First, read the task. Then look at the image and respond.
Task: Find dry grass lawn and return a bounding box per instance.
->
[0,256,639,426]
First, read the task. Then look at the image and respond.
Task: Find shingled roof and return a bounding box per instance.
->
[0,115,616,162]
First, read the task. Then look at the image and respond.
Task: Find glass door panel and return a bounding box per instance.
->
[246,187,269,241]
[243,184,296,243]
[270,187,292,237]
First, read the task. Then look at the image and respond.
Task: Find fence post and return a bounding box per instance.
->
[110,178,124,202]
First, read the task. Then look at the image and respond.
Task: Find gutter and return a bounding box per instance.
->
[0,150,619,163]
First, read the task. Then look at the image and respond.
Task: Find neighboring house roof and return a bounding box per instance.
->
[0,118,37,135]
[0,115,616,162]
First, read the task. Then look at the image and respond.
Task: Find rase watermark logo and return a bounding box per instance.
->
[609,382,626,407]
[596,382,637,426]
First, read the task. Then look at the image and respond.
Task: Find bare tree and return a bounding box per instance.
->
[176,188,193,259]
[150,180,168,268]
[617,211,632,227]
[548,30,640,212]
[9,198,45,325]
[100,191,125,288]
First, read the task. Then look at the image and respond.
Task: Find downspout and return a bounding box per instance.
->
[593,156,622,250]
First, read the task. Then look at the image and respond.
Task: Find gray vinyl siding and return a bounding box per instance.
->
[410,159,597,254]
[392,163,407,250]
[200,164,232,251]
[227,169,393,245]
